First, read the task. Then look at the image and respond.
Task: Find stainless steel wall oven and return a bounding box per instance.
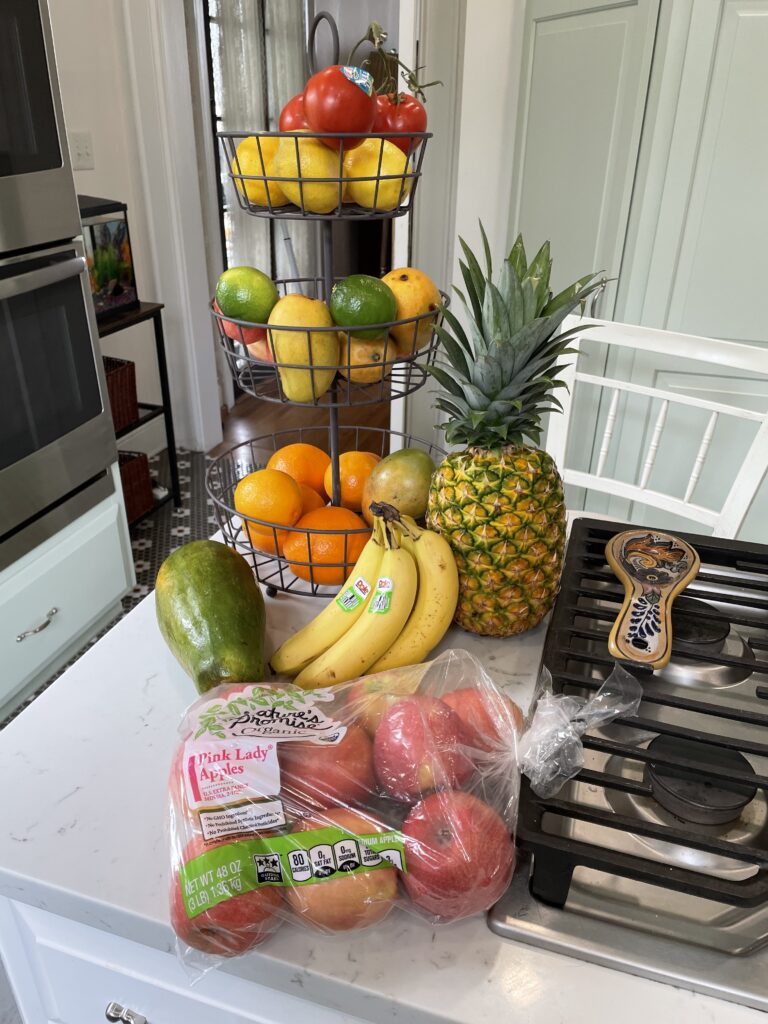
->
[0,0,81,252]
[0,243,116,542]
[0,0,117,568]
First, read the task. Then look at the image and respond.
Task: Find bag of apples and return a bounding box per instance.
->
[168,648,522,968]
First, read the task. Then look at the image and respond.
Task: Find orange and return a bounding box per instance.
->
[234,468,302,554]
[299,483,326,516]
[324,451,381,511]
[284,507,370,586]
[267,443,331,497]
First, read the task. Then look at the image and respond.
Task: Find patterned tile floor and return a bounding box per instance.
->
[0,449,213,730]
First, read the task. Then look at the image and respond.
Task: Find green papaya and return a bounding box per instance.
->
[156,540,266,694]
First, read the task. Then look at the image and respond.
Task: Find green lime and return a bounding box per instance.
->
[330,274,397,340]
[215,266,279,324]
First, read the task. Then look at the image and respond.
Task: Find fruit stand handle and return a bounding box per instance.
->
[307,11,340,75]
[321,219,342,506]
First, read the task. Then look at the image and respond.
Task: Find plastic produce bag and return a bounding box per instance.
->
[518,662,642,798]
[167,649,523,971]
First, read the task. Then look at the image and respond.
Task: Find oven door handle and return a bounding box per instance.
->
[0,256,87,300]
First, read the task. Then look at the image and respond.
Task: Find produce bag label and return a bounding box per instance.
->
[180,828,407,918]
[369,576,394,614]
[335,574,372,612]
[199,799,286,842]
[183,686,347,810]
[181,739,281,810]
[340,65,374,96]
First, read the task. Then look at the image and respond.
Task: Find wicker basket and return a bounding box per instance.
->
[119,451,154,524]
[104,356,139,433]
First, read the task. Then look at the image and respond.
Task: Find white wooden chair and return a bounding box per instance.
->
[547,316,768,538]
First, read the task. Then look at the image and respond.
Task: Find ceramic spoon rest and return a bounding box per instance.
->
[605,530,700,670]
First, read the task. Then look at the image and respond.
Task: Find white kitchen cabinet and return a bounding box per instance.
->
[0,899,366,1024]
[0,463,133,718]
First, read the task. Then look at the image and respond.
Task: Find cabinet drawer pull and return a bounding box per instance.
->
[16,607,58,642]
[105,1002,148,1024]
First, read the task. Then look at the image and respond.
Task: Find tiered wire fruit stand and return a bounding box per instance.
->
[206,14,448,597]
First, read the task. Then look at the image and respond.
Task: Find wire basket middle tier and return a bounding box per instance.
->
[212,277,447,408]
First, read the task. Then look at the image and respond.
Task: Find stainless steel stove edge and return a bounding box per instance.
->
[488,860,768,1014]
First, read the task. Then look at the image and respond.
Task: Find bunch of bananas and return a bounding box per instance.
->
[270,506,459,688]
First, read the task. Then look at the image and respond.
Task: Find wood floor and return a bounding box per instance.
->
[209,394,392,458]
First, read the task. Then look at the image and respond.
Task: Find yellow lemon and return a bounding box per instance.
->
[381,267,441,352]
[274,135,343,214]
[343,138,413,211]
[232,136,288,208]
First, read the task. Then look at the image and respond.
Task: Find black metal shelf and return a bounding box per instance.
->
[99,302,181,508]
[115,403,164,440]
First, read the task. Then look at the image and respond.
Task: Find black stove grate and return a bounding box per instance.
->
[518,517,768,909]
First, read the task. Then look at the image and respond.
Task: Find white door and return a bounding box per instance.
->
[510,0,660,303]
[508,0,661,507]
[606,0,768,539]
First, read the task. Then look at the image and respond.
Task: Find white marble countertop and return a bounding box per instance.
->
[0,582,759,1024]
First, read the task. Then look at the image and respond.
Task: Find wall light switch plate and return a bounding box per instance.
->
[70,131,94,171]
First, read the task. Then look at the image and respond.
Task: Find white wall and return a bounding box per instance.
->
[49,0,164,454]
[406,0,526,449]
[48,0,222,455]
[452,0,525,267]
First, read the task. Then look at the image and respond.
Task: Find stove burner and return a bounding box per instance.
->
[645,735,757,826]
[671,596,730,650]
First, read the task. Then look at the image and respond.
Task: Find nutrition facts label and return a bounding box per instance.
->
[181,826,407,918]
[285,837,372,882]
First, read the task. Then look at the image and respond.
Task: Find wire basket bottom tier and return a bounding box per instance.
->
[206,427,447,597]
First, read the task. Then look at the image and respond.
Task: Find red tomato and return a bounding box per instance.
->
[303,65,376,151]
[373,93,427,154]
[279,93,307,132]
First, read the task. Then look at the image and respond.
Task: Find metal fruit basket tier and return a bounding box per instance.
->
[219,129,431,221]
[206,427,447,597]
[212,276,448,408]
[208,10,447,592]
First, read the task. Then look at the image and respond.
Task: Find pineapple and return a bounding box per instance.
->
[426,227,604,637]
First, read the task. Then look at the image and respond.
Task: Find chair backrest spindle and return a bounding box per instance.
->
[684,411,718,503]
[596,389,620,477]
[639,399,669,490]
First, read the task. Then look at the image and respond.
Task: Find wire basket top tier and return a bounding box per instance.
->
[220,129,431,221]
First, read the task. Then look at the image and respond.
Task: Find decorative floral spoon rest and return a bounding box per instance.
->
[605,530,700,670]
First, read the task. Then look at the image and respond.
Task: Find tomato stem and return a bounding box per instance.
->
[351,21,442,103]
[346,21,388,66]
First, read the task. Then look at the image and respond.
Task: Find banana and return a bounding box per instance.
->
[368,517,459,672]
[270,520,386,676]
[293,530,418,689]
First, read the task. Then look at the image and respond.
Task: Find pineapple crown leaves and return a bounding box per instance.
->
[429,223,606,448]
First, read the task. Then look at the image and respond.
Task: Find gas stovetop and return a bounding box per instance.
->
[490,517,768,1012]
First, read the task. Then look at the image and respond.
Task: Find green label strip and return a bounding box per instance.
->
[180,827,406,919]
